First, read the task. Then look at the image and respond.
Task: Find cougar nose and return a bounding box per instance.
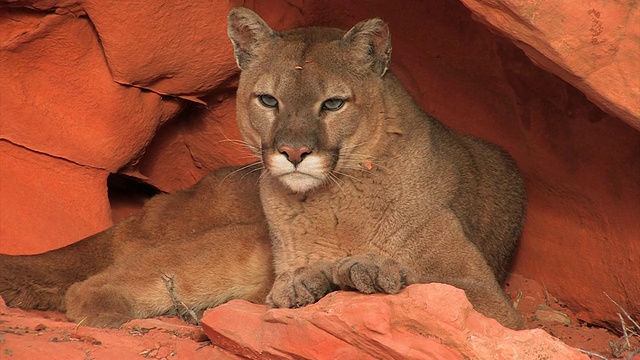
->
[278,145,312,165]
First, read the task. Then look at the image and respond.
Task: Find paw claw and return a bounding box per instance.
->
[333,254,407,294]
[267,265,334,308]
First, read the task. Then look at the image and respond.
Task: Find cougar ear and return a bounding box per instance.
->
[341,19,392,76]
[227,7,276,70]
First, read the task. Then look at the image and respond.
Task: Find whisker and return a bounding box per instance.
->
[215,126,260,154]
[216,138,247,146]
[327,173,344,193]
[339,141,370,151]
[339,154,373,163]
[239,165,265,181]
[332,170,362,183]
[256,167,271,186]
[217,140,259,153]
[236,154,263,161]
[219,162,263,186]
[339,149,372,157]
[329,172,346,185]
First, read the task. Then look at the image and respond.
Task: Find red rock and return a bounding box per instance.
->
[459,0,640,130]
[201,284,588,360]
[132,87,256,192]
[0,296,240,360]
[81,0,239,100]
[0,7,179,172]
[0,141,112,254]
[451,0,640,326]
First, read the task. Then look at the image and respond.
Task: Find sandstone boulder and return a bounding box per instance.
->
[459,0,640,129]
[201,284,588,360]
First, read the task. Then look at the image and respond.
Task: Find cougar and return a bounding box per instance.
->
[227,7,526,329]
[0,7,526,330]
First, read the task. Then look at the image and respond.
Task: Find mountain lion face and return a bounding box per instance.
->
[229,13,392,193]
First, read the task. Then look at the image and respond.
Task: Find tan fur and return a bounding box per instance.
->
[228,8,526,329]
[0,168,273,328]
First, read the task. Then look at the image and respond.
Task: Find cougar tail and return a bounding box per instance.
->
[0,228,115,312]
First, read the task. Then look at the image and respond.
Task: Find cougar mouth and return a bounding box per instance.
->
[265,151,333,193]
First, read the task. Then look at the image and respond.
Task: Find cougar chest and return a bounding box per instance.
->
[261,172,395,260]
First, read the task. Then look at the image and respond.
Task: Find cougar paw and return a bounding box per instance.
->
[333,254,407,294]
[266,266,334,308]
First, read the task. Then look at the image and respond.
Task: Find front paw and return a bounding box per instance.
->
[266,265,334,308]
[333,254,408,294]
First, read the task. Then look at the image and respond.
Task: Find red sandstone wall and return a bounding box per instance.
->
[0,0,638,329]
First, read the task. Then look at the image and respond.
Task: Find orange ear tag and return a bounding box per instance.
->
[294,66,303,70]
[364,160,373,171]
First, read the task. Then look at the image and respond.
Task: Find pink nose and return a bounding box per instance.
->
[278,145,311,164]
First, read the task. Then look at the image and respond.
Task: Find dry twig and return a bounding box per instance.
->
[604,292,640,333]
[161,273,200,325]
[603,292,640,358]
[577,348,607,359]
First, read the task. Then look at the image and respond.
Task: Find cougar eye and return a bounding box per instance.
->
[258,94,278,108]
[322,98,346,111]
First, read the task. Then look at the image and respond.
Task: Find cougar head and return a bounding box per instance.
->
[227,7,392,193]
